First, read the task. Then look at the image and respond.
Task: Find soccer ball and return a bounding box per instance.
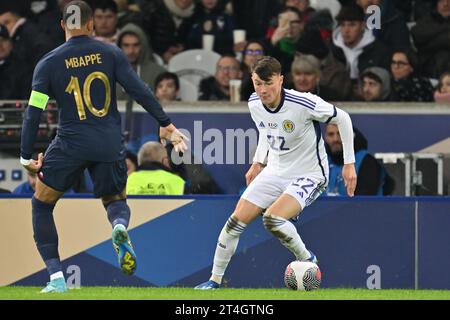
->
[284,261,321,291]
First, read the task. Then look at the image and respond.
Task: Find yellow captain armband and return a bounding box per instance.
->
[28,90,49,110]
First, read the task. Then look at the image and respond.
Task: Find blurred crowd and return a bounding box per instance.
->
[1,0,450,103]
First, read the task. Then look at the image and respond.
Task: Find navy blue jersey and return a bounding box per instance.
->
[22,35,170,162]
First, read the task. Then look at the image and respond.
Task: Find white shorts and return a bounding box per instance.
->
[241,170,327,211]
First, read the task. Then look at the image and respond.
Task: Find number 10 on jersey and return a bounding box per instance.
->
[65,71,111,120]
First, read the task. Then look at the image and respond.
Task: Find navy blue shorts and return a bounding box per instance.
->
[39,140,127,198]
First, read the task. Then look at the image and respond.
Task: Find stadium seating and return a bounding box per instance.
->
[168,49,221,87]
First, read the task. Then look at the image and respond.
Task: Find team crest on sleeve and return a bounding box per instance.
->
[282,120,295,133]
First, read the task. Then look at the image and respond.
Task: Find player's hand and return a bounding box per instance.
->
[342,163,357,197]
[245,162,265,186]
[22,153,44,174]
[159,124,189,153]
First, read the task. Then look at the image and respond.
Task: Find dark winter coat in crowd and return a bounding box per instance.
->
[330,36,391,80]
[231,0,283,41]
[139,0,195,56]
[198,76,229,101]
[185,0,235,55]
[371,0,411,52]
[391,77,435,102]
[30,0,65,49]
[0,53,32,99]
[411,8,450,78]
[11,19,54,68]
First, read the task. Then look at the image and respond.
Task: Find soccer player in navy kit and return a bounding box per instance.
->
[20,1,188,293]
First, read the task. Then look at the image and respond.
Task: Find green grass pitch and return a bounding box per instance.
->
[1,287,450,300]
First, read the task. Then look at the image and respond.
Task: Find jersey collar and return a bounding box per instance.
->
[262,88,285,114]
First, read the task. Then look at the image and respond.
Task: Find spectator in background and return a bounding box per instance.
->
[126,141,185,195]
[13,171,38,194]
[139,0,196,64]
[0,24,32,99]
[13,170,76,195]
[92,0,120,44]
[330,4,390,94]
[185,0,235,55]
[155,72,181,103]
[30,0,68,48]
[359,67,393,101]
[231,0,283,42]
[283,0,315,20]
[356,0,411,52]
[0,2,53,67]
[116,23,166,99]
[303,9,334,43]
[325,124,393,196]
[199,54,242,101]
[411,0,450,78]
[288,54,321,93]
[434,71,450,103]
[114,0,143,28]
[0,188,11,193]
[390,49,434,102]
[295,27,352,100]
[267,7,305,74]
[166,144,221,194]
[240,40,265,100]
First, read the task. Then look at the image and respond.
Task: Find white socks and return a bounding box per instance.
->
[211,216,247,284]
[263,214,310,261]
[50,271,64,281]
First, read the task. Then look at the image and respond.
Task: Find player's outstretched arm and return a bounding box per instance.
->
[114,48,171,126]
[113,47,189,152]
[329,107,357,196]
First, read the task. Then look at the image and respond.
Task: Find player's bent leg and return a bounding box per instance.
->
[33,179,67,293]
[264,194,316,263]
[195,199,263,290]
[102,191,136,276]
[102,190,129,228]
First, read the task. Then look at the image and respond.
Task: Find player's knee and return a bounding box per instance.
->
[102,191,127,208]
[262,213,286,233]
[221,215,247,237]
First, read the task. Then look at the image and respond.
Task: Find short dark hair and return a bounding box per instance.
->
[361,71,382,84]
[63,1,93,26]
[336,4,365,23]
[92,0,118,14]
[392,48,418,70]
[155,72,180,91]
[251,56,282,81]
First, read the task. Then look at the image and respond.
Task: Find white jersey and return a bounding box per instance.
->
[248,88,336,181]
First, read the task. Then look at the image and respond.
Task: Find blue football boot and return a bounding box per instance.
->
[194,280,220,290]
[112,225,137,276]
[40,278,67,293]
[305,250,319,264]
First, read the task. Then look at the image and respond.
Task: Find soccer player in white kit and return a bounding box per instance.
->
[195,56,357,289]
